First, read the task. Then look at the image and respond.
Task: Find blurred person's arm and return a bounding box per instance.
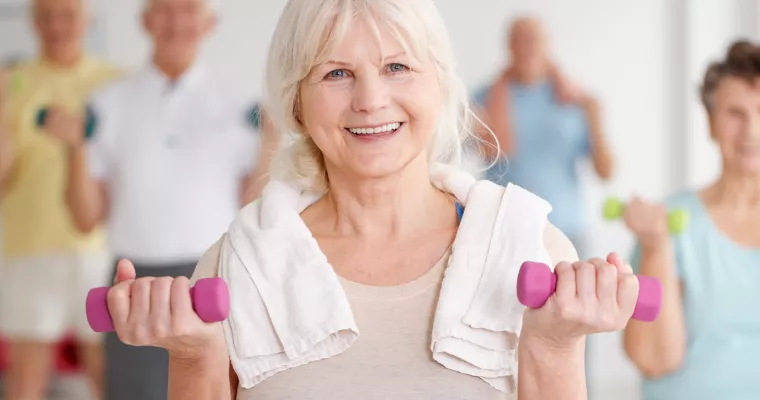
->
[44,106,109,233]
[0,69,17,197]
[66,144,109,233]
[470,70,513,160]
[241,111,278,204]
[0,69,18,199]
[582,97,614,180]
[544,62,615,180]
[471,106,503,160]
[622,199,687,378]
[0,125,16,198]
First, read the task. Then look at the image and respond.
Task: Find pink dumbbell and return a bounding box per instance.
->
[85,278,230,333]
[517,261,663,322]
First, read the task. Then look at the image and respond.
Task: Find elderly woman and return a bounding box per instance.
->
[623,41,760,400]
[104,0,640,399]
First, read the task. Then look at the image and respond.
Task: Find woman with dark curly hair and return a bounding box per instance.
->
[623,40,760,399]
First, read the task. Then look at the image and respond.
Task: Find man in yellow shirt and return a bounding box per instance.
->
[0,0,120,398]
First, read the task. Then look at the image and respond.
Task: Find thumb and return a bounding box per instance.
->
[113,259,137,284]
[607,252,624,268]
[607,252,634,275]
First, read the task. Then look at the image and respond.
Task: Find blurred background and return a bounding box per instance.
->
[1,0,759,399]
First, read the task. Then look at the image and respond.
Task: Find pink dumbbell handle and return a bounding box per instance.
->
[516,261,663,322]
[85,277,230,333]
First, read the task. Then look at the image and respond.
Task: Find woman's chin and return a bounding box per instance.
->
[338,158,420,182]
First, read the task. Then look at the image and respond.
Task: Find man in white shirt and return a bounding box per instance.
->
[45,0,277,398]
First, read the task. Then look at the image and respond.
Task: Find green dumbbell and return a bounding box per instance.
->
[36,105,97,141]
[602,197,689,234]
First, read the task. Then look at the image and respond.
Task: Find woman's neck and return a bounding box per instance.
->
[704,169,760,209]
[320,158,455,240]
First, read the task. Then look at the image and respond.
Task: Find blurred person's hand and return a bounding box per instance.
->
[623,197,670,250]
[551,66,586,105]
[107,259,224,360]
[44,106,86,148]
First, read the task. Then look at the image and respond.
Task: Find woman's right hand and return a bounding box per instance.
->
[107,259,223,359]
[622,196,670,249]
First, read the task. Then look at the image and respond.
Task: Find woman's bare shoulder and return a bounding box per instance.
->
[542,222,580,267]
[190,234,225,284]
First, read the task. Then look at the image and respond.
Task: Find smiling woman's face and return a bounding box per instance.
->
[298,16,444,182]
[710,76,760,174]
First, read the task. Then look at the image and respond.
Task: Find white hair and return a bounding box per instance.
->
[264,0,488,193]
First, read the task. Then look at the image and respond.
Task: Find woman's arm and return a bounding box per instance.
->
[517,223,638,399]
[242,112,278,204]
[582,97,614,180]
[516,222,587,399]
[518,336,586,400]
[65,145,109,233]
[169,236,238,399]
[0,116,14,197]
[168,336,232,400]
[0,69,16,197]
[623,239,686,378]
[41,106,109,232]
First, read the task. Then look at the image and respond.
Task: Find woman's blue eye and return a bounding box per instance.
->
[388,63,409,73]
[327,69,347,79]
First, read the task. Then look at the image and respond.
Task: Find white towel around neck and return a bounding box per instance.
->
[219,163,553,394]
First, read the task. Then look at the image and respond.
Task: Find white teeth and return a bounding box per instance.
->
[348,122,401,135]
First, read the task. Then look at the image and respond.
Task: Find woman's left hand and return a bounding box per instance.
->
[521,252,639,350]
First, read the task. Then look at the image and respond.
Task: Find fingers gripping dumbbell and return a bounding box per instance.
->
[85,278,230,333]
[516,261,663,322]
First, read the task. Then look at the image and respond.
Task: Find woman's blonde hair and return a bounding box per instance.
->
[264,0,487,192]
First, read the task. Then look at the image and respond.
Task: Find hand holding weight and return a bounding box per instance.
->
[36,106,97,141]
[517,261,663,323]
[603,197,689,234]
[85,277,230,333]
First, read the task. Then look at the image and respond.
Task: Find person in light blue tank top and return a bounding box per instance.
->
[623,40,760,400]
[471,17,614,252]
[473,80,592,245]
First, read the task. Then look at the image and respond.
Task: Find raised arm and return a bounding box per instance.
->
[66,145,109,233]
[621,198,686,378]
[43,106,109,232]
[518,336,586,399]
[169,237,238,399]
[242,110,278,204]
[581,97,614,180]
[518,223,639,399]
[168,336,232,400]
[0,124,13,197]
[0,69,16,197]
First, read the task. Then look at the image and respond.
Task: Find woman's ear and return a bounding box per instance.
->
[293,92,308,136]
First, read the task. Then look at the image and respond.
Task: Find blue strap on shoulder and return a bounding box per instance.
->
[455,202,464,222]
